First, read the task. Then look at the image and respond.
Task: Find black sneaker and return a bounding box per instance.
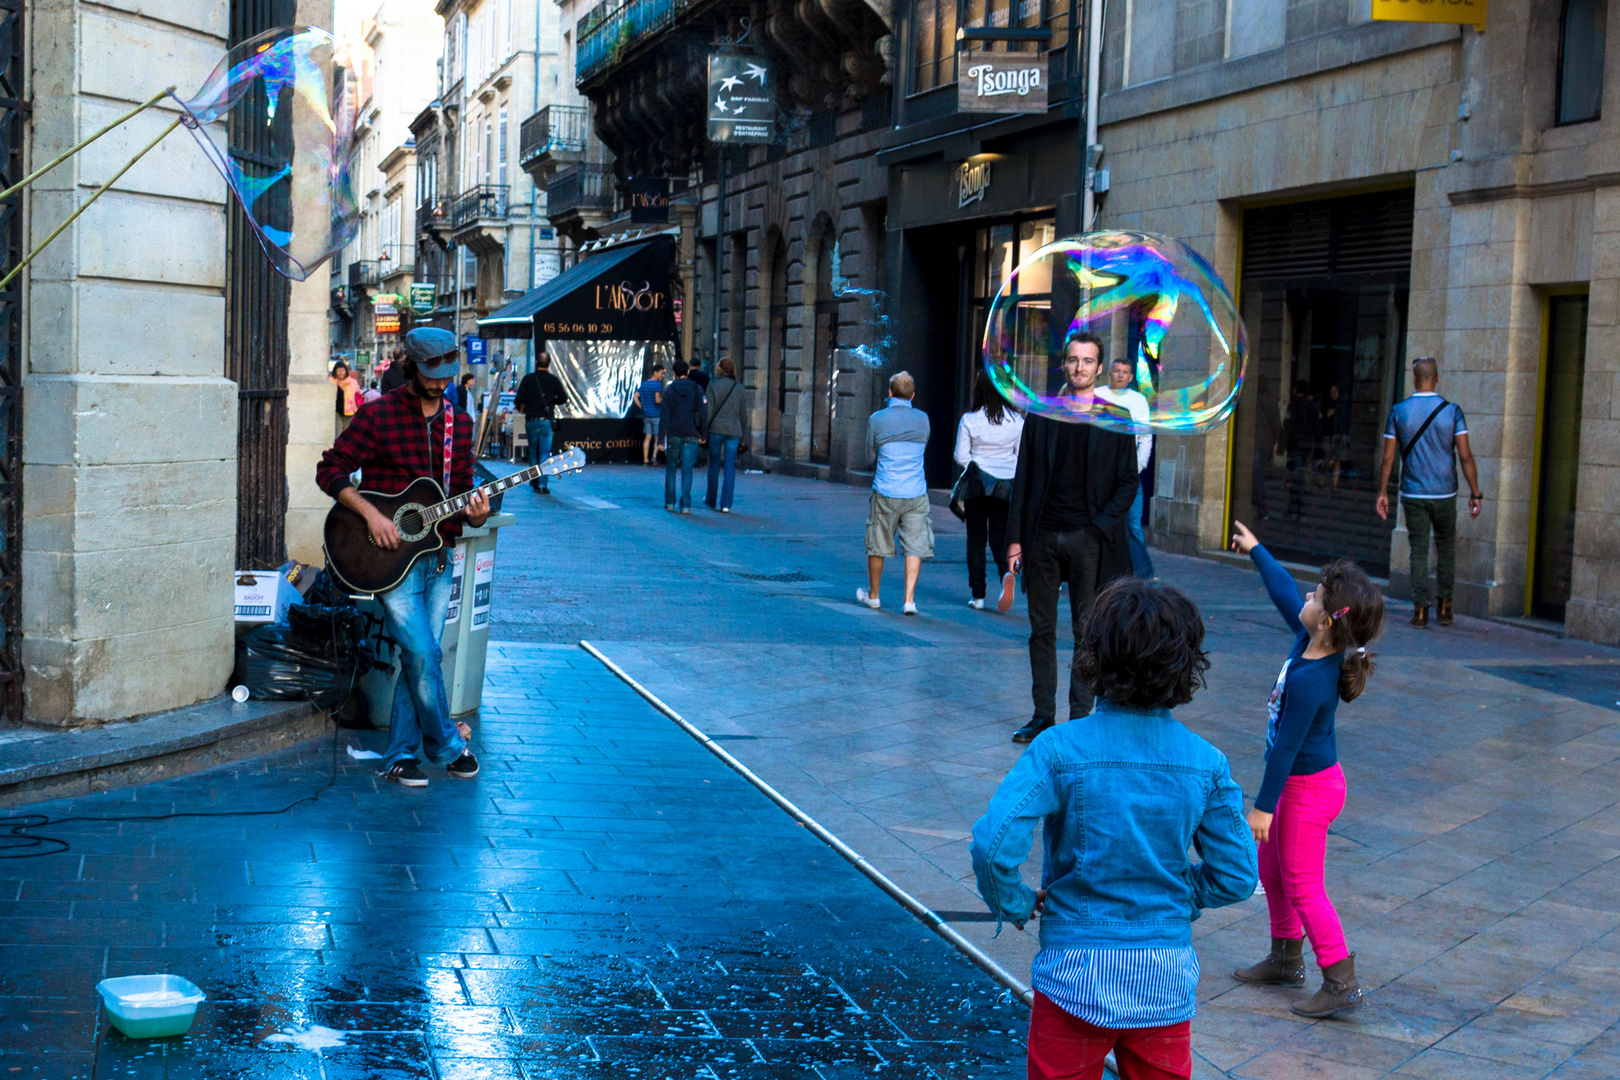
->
[1012,719,1054,744]
[385,759,428,787]
[446,751,479,779]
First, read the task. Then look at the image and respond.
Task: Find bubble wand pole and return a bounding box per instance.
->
[0,87,177,203]
[0,115,184,291]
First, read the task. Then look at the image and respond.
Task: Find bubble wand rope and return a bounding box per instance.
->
[0,87,176,202]
[0,113,184,291]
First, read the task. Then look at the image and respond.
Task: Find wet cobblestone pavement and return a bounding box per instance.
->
[0,643,1025,1078]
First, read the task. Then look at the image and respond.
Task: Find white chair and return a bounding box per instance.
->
[509,421,527,464]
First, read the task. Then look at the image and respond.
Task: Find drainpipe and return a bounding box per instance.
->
[528,0,541,339]
[1080,0,1104,231]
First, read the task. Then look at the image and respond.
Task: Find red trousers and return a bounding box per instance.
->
[1027,992,1192,1080]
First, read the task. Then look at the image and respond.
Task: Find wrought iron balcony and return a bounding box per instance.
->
[576,0,693,85]
[417,198,450,234]
[348,260,380,288]
[521,105,589,166]
[547,164,616,218]
[450,185,510,229]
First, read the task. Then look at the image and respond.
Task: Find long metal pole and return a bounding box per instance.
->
[1081,0,1105,231]
[712,150,725,364]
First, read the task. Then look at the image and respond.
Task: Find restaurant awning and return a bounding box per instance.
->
[477,235,677,342]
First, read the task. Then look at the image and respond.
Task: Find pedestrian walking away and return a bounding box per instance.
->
[661,359,707,512]
[514,351,569,493]
[635,363,665,465]
[953,370,1023,612]
[858,371,932,616]
[1096,356,1156,579]
[357,378,382,408]
[330,360,360,438]
[316,326,485,788]
[971,577,1258,1080]
[380,347,409,394]
[1375,356,1482,628]
[687,357,711,391]
[1228,518,1385,1019]
[703,357,747,513]
[1005,333,1139,743]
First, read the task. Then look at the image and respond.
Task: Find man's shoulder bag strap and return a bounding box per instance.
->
[1399,399,1450,460]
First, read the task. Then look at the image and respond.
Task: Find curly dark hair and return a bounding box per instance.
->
[1074,577,1211,709]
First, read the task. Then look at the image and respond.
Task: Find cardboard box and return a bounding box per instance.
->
[234,569,299,624]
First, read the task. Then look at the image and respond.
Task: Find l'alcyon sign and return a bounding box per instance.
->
[958,53,1048,114]
[1370,0,1484,30]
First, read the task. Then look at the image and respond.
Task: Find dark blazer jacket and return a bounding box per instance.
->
[1006,414,1140,581]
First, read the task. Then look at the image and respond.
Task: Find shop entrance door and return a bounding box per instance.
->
[1231,190,1414,575]
[1530,294,1588,621]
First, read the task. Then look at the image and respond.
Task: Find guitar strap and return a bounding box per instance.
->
[442,405,455,492]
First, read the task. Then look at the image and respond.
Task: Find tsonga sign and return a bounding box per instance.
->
[957,53,1048,114]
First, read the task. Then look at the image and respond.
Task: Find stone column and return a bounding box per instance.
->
[21,0,236,724]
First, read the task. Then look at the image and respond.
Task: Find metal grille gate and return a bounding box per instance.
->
[0,0,22,722]
[226,0,297,569]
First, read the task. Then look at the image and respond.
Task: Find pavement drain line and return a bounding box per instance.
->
[579,640,1038,1009]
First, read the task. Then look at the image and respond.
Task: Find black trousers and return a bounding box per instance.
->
[965,496,1010,599]
[1026,527,1102,723]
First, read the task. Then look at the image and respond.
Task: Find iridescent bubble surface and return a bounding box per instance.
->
[982,231,1247,434]
[177,26,358,281]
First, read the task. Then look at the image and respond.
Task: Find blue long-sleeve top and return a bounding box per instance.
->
[1251,545,1343,813]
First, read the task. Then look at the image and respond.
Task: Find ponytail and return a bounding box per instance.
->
[1318,559,1386,703]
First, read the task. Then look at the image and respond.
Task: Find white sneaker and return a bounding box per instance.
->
[856,588,880,609]
[719,507,730,513]
[968,598,985,610]
[903,601,918,616]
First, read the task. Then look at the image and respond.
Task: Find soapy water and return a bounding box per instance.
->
[828,240,894,369]
[262,1024,349,1051]
[176,26,358,281]
[982,231,1247,435]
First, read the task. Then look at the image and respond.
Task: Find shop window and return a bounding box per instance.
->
[964,216,1055,412]
[1558,0,1606,125]
[912,0,958,92]
[913,0,1072,93]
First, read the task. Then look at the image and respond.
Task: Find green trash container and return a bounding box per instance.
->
[440,510,514,717]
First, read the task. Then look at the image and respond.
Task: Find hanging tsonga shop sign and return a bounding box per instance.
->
[708,54,775,143]
[957,53,1048,113]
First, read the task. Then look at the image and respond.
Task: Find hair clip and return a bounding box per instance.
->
[1354,646,1367,657]
[1331,606,1350,620]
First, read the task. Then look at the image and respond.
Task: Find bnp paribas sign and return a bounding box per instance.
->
[958,54,1048,114]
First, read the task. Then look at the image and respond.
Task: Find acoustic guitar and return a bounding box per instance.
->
[322,447,586,594]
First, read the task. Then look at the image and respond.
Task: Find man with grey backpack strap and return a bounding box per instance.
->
[1375,357,1483,628]
[703,358,747,512]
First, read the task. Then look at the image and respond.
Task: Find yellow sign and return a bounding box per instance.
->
[1370,0,1484,30]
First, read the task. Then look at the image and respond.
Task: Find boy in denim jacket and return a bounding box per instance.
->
[971,577,1257,1080]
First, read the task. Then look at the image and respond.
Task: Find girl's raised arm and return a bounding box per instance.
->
[1232,521,1305,635]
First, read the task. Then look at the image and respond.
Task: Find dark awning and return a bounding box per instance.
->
[477,235,677,341]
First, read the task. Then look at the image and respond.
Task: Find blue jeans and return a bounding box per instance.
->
[665,435,699,509]
[526,417,554,490]
[380,554,466,769]
[704,436,739,509]
[1126,480,1155,578]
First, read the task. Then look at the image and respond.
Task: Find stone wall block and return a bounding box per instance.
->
[80,8,226,104]
[95,0,229,38]
[70,536,234,640]
[76,282,225,377]
[77,103,226,205]
[25,374,237,466]
[78,191,227,289]
[70,460,236,553]
[19,548,73,637]
[22,617,234,725]
[20,464,74,556]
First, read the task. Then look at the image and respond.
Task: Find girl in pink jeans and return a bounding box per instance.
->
[1227,521,1386,1018]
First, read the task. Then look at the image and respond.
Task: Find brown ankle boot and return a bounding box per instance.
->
[1291,954,1363,1018]
[1410,604,1428,628]
[1233,937,1306,986]
[1437,598,1453,626]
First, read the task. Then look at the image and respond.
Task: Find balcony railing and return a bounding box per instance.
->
[521,105,589,165]
[348,260,380,288]
[576,0,692,85]
[417,198,450,234]
[450,185,510,229]
[547,164,616,218]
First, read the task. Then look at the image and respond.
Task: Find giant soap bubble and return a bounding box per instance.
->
[177,26,357,281]
[983,231,1247,435]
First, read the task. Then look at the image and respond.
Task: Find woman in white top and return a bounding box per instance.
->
[954,371,1025,610]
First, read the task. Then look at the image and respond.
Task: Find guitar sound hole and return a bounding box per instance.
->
[393,505,432,542]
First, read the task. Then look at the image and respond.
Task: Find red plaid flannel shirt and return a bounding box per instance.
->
[317,386,477,541]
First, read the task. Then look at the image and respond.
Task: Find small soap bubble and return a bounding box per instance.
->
[177,26,358,281]
[982,230,1247,435]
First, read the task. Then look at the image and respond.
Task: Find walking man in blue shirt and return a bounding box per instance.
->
[857,371,932,615]
[1375,357,1483,628]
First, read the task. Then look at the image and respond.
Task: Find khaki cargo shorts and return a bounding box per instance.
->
[865,493,935,559]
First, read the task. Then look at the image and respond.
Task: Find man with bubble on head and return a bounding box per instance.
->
[1004,333,1141,744]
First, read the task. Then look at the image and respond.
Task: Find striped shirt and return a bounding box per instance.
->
[1030,946,1200,1029]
